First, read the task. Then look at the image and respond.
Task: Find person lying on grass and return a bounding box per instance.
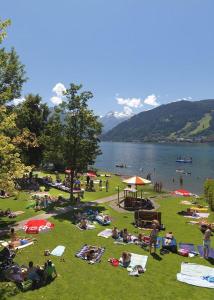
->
[84,246,102,261]
[10,228,33,249]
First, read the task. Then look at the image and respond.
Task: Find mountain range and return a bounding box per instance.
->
[99,111,132,133]
[101,99,214,142]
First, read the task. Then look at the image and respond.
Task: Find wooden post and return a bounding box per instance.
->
[117,186,120,206]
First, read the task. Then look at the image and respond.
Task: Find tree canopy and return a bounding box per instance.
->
[43,83,102,199]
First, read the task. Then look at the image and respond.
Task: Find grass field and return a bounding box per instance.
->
[0,175,214,300]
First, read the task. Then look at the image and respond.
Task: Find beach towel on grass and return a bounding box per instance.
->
[120,253,148,272]
[177,262,214,288]
[184,213,209,219]
[76,224,95,231]
[51,245,65,256]
[129,253,148,270]
[198,245,214,259]
[75,244,105,264]
[179,243,195,252]
[97,228,112,238]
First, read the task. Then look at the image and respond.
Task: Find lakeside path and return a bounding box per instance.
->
[0,192,124,233]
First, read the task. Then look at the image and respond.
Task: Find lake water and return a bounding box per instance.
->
[95,142,214,195]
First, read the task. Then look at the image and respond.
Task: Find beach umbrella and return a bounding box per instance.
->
[172,189,193,197]
[23,219,54,234]
[123,176,151,185]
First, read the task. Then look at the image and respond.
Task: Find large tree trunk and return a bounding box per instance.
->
[70,169,74,202]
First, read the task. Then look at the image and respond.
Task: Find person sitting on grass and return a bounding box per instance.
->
[120,228,131,243]
[149,223,159,255]
[134,233,144,245]
[79,218,87,230]
[121,252,131,268]
[44,260,57,283]
[164,232,174,245]
[27,261,41,288]
[112,227,119,239]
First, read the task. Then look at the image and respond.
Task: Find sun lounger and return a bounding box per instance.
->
[177,262,214,288]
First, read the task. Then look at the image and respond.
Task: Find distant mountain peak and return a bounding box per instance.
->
[99,110,134,133]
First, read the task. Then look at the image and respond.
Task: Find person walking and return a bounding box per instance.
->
[203,225,212,259]
[99,179,102,191]
[105,179,109,192]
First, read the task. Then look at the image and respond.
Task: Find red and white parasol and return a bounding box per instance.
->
[87,171,96,177]
[172,189,193,197]
[123,176,151,185]
[23,219,54,234]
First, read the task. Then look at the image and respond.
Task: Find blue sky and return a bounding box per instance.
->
[1,0,214,116]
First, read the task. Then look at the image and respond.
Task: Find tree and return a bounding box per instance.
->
[0,18,31,193]
[0,106,31,193]
[43,83,102,200]
[0,18,11,43]
[15,94,50,166]
[0,47,27,104]
[41,112,65,170]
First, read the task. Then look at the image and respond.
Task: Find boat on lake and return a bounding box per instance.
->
[176,156,192,163]
[115,164,127,168]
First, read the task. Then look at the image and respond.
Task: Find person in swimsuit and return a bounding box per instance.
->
[149,223,159,254]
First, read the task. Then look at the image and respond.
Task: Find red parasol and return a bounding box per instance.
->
[87,171,96,177]
[172,189,193,197]
[23,219,54,234]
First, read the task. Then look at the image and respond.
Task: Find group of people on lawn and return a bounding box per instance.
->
[112,220,159,255]
[112,220,213,262]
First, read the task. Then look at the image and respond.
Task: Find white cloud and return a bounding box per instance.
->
[116,97,142,108]
[50,96,63,106]
[13,97,25,105]
[50,82,66,106]
[144,94,159,106]
[52,83,66,97]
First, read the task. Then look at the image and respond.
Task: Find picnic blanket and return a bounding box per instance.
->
[198,245,214,259]
[75,244,105,263]
[128,253,148,270]
[114,236,137,245]
[177,262,214,288]
[76,224,95,231]
[97,229,112,239]
[51,245,65,257]
[179,243,195,252]
[184,213,210,219]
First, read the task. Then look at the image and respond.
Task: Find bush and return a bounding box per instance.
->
[204,179,214,211]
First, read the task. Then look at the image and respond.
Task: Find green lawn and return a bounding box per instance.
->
[0,179,214,300]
